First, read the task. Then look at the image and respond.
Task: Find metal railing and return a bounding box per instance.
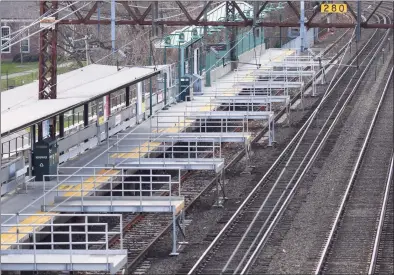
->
[1,213,122,247]
[1,213,123,272]
[41,173,180,213]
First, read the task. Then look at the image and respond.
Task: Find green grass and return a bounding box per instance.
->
[1,62,83,90]
[1,61,38,75]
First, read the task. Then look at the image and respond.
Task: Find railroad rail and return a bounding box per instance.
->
[186,7,391,275]
[315,67,393,274]
[370,153,394,275]
[101,16,357,275]
[73,7,371,275]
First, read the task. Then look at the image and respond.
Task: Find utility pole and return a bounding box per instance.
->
[300,0,305,52]
[356,0,361,42]
[85,36,89,65]
[0,7,3,274]
[111,0,116,58]
[204,0,210,87]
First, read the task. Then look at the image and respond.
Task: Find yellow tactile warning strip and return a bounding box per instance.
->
[0,50,294,250]
[1,169,120,249]
[1,211,56,250]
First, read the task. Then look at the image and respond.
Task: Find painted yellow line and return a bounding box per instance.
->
[1,211,56,250]
[63,169,120,197]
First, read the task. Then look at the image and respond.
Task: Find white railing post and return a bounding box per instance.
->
[85,215,88,250]
[105,223,109,272]
[33,227,37,271]
[69,224,73,271]
[120,215,123,250]
[51,216,54,250]
[16,213,20,249]
[121,170,124,197]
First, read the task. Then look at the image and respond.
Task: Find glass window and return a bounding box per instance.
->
[21,38,30,53]
[1,26,11,53]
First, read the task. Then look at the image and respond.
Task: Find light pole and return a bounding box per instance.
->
[0,7,3,275]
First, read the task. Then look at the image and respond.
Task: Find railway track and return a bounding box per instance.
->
[101,18,356,275]
[371,155,394,275]
[75,9,355,275]
[316,68,393,274]
[184,8,391,275]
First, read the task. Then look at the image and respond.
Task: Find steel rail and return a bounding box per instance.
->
[123,21,353,273]
[242,38,392,275]
[127,29,353,274]
[369,152,394,275]
[187,28,366,275]
[230,31,374,273]
[238,10,392,274]
[314,66,393,274]
[189,8,387,274]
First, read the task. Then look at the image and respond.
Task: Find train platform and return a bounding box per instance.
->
[0,48,300,268]
[2,49,294,234]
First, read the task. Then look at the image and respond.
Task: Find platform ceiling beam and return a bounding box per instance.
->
[56,19,394,28]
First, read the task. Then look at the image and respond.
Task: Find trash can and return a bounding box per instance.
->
[33,137,58,181]
[179,77,191,101]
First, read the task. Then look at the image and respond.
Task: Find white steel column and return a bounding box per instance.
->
[300,1,306,52]
[137,82,144,123]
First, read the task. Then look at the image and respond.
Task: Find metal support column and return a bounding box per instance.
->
[203,0,211,87]
[83,103,89,127]
[164,73,168,109]
[38,121,43,141]
[59,114,64,137]
[170,207,179,256]
[29,125,36,178]
[152,1,159,37]
[356,0,362,42]
[108,0,115,128]
[300,0,306,52]
[0,9,2,273]
[125,86,130,107]
[111,0,116,57]
[149,78,153,116]
[253,1,259,26]
[38,1,59,139]
[226,1,238,70]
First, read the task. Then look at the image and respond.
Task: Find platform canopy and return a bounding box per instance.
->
[155,2,285,48]
[1,64,166,135]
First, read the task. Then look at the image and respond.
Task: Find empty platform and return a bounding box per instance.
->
[0,250,127,274]
[42,196,185,214]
